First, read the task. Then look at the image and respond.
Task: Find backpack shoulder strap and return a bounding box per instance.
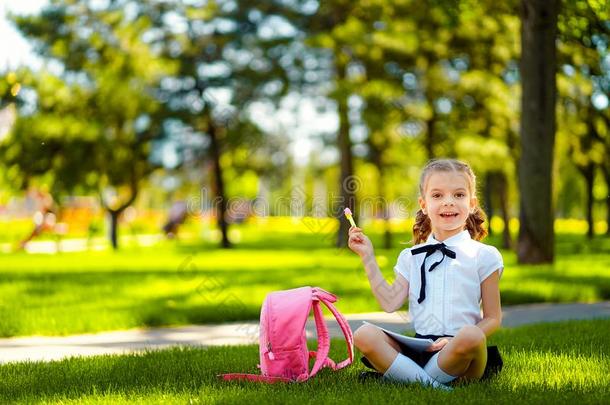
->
[308,299,331,378]
[218,373,291,383]
[312,287,354,370]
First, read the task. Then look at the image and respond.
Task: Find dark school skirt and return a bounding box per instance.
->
[361,333,503,380]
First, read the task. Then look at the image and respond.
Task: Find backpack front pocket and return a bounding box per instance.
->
[264,347,308,380]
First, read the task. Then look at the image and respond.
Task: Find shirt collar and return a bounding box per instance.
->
[426,229,471,247]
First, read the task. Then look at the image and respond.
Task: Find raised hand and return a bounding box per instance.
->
[348,226,374,259]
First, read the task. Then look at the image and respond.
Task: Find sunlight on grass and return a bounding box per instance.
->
[505,350,609,390]
[502,280,599,303]
[0,320,608,404]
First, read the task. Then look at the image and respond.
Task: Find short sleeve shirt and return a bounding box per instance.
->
[393,230,503,336]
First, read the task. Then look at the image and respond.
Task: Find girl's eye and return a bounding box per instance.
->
[432,193,442,198]
[455,193,465,198]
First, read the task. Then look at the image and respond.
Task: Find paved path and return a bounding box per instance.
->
[1,302,609,364]
[0,235,162,254]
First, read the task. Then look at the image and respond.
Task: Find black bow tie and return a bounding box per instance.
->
[411,242,456,304]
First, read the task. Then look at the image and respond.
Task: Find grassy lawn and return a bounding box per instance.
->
[1,219,610,337]
[0,319,608,404]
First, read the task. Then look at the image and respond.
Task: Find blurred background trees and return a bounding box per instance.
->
[0,0,608,260]
[0,1,172,249]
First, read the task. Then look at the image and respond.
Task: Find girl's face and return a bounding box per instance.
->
[418,170,477,242]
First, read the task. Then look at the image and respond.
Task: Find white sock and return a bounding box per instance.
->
[423,352,458,384]
[383,353,451,390]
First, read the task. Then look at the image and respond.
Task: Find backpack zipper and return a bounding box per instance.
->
[264,297,275,361]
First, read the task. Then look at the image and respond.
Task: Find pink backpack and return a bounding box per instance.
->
[219,286,354,383]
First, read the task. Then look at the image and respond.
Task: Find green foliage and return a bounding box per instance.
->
[0,2,172,201]
[555,0,610,229]
[297,0,522,227]
[0,0,608,245]
[145,0,298,168]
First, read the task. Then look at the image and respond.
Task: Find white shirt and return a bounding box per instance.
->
[393,230,504,336]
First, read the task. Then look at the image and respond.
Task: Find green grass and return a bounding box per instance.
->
[1,221,610,337]
[0,319,608,404]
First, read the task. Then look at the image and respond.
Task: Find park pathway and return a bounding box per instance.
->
[1,301,609,364]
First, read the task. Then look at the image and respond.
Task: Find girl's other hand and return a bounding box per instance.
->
[426,337,451,352]
[348,226,374,259]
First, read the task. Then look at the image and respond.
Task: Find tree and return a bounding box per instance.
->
[306,0,521,248]
[3,0,301,250]
[303,2,360,248]
[1,2,171,249]
[557,0,610,238]
[146,0,303,248]
[305,1,461,247]
[600,115,610,236]
[517,0,559,263]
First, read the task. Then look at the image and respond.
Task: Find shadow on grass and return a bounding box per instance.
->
[137,296,261,327]
[2,231,610,338]
[0,264,370,336]
[494,290,550,305]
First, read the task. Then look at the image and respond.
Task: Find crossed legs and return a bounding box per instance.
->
[354,324,403,372]
[354,324,487,382]
[435,325,487,380]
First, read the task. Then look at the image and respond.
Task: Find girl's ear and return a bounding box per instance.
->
[418,196,426,214]
[470,196,478,213]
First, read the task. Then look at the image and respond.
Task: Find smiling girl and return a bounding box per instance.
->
[348,159,503,388]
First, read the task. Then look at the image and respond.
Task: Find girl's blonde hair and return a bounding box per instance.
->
[412,158,487,244]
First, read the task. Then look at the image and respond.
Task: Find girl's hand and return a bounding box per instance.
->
[426,337,452,352]
[348,226,374,259]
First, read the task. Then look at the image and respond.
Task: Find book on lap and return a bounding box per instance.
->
[362,321,434,352]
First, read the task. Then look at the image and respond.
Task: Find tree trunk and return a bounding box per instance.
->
[484,173,494,236]
[425,110,436,161]
[607,186,610,237]
[606,197,610,237]
[208,118,231,249]
[604,166,610,237]
[498,172,512,249]
[378,165,392,249]
[517,0,558,263]
[100,181,138,251]
[583,164,595,239]
[336,65,356,248]
[109,209,120,250]
[606,196,610,236]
